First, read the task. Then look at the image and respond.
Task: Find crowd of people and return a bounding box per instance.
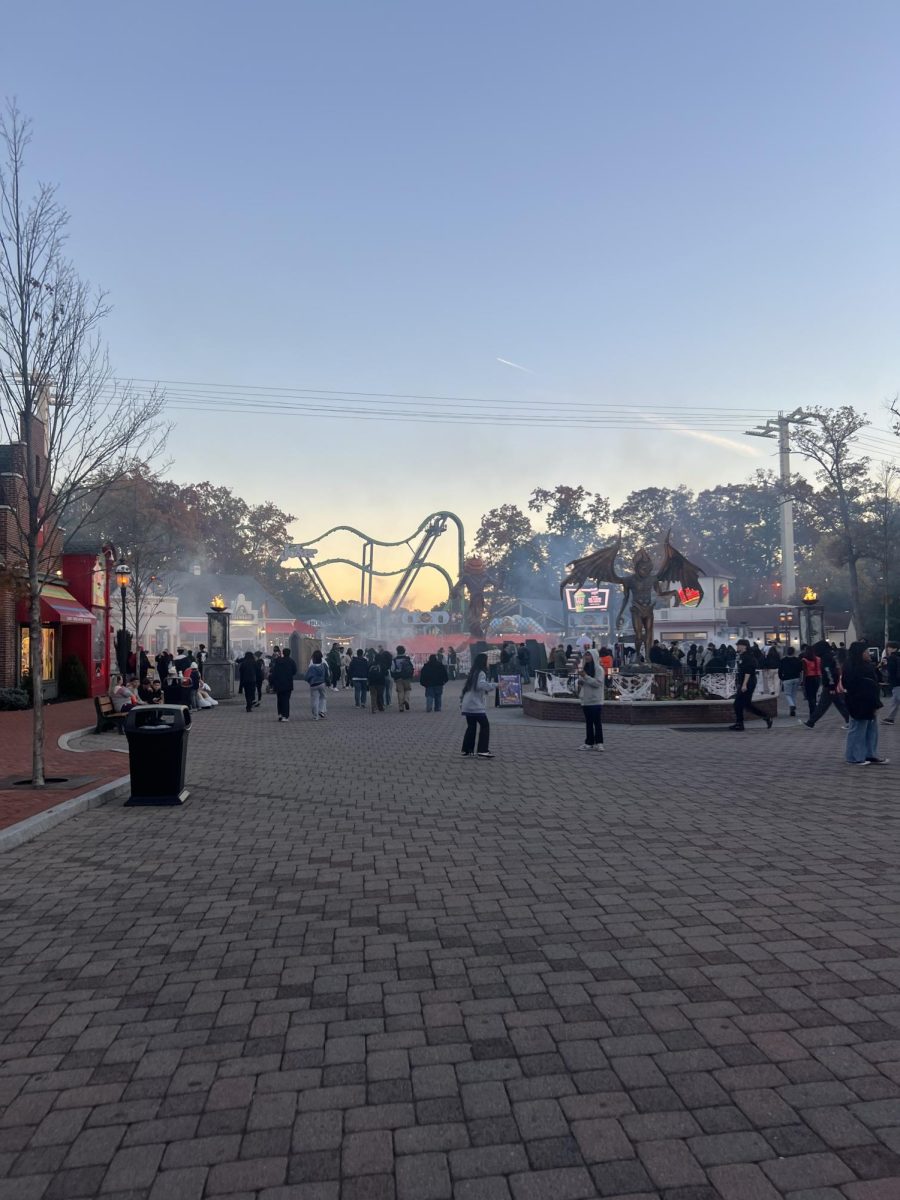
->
[108,643,218,725]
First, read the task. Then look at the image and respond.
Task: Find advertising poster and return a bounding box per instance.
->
[498,674,523,707]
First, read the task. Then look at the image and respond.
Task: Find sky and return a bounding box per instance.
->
[3,1,899,606]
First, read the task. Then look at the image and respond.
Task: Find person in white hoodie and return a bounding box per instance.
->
[577,648,605,751]
[460,652,495,758]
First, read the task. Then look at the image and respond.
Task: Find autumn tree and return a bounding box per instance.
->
[0,104,167,785]
[611,486,697,556]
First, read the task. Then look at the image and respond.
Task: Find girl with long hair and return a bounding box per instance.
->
[460,652,494,758]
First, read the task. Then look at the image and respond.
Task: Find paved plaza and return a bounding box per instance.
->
[1,685,899,1200]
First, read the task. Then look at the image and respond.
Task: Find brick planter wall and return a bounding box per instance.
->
[522,692,778,724]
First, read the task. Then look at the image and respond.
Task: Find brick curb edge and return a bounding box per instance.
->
[0,774,130,854]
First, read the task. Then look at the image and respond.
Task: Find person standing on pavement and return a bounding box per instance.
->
[800,645,822,720]
[777,646,802,717]
[730,638,773,731]
[238,651,258,713]
[271,649,297,722]
[578,648,605,751]
[448,647,458,680]
[763,644,781,697]
[883,642,900,724]
[392,645,415,711]
[305,650,330,720]
[349,649,370,707]
[326,643,343,692]
[843,640,888,765]
[254,651,266,705]
[460,652,495,758]
[419,653,449,712]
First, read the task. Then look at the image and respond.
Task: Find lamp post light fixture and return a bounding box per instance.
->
[114,561,131,677]
[798,586,825,648]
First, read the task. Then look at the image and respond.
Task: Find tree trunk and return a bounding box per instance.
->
[29,567,45,788]
[846,556,865,642]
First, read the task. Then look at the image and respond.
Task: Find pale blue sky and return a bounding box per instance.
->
[3,1,898,601]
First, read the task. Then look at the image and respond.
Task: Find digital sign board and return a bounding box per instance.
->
[564,586,610,613]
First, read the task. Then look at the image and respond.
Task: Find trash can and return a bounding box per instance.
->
[124,704,191,806]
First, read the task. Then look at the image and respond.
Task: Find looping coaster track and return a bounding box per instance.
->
[283,512,465,618]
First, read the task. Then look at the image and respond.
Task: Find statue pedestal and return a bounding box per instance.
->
[204,659,234,700]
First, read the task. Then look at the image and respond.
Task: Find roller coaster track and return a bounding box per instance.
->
[285,511,465,615]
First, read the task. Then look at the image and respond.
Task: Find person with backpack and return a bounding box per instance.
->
[238,651,258,714]
[304,650,331,720]
[367,655,386,712]
[270,649,297,722]
[326,643,343,692]
[777,645,803,717]
[843,640,888,765]
[460,652,495,758]
[349,649,370,707]
[419,653,449,712]
[392,645,415,711]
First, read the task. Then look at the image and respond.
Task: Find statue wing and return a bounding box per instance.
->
[655,533,705,603]
[560,537,625,596]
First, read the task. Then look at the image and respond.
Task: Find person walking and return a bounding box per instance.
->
[883,642,900,724]
[800,645,822,721]
[460,652,494,758]
[254,651,266,705]
[419,653,449,712]
[577,648,605,751]
[448,647,458,680]
[730,638,773,731]
[305,650,330,720]
[763,644,781,697]
[777,646,802,717]
[270,649,297,721]
[349,649,370,707]
[326,643,343,692]
[267,647,281,693]
[805,641,849,729]
[843,640,888,765]
[392,645,415,711]
[367,655,386,712]
[238,651,257,713]
[375,645,393,707]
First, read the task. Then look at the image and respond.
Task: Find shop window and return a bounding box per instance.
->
[20,626,57,682]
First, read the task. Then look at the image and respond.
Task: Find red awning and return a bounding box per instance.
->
[17,584,96,626]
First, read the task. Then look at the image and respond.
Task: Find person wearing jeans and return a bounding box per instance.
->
[392,646,415,711]
[349,650,369,708]
[843,640,888,765]
[304,651,329,720]
[460,652,494,757]
[883,643,899,723]
[777,646,802,717]
[270,650,297,722]
[419,654,449,713]
[577,649,605,751]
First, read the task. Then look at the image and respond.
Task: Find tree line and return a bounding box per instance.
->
[474,407,900,641]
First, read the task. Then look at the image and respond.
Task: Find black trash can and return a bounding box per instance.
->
[124,704,191,806]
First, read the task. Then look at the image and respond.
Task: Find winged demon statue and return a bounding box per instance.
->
[561,532,704,662]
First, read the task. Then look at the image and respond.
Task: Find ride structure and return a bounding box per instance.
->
[281,512,466,621]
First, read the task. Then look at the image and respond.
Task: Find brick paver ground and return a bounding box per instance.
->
[0,683,898,1199]
[0,700,126,832]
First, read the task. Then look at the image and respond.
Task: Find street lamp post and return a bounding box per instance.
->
[115,561,131,677]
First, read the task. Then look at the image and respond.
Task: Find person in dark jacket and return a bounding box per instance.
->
[884,642,900,723]
[730,639,773,731]
[777,646,803,716]
[805,640,850,729]
[270,650,298,722]
[238,652,258,713]
[348,649,370,707]
[843,640,887,764]
[254,652,266,704]
[419,654,449,712]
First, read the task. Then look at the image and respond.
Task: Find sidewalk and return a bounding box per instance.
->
[0,699,127,833]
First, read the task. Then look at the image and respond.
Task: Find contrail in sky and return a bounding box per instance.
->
[496,357,534,373]
[640,414,759,456]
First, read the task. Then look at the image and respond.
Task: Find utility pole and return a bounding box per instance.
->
[745,408,813,604]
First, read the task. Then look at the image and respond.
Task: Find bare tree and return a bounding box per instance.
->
[862,462,900,646]
[791,406,870,638]
[0,102,168,785]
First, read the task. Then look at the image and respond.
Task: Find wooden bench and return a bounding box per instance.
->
[94,695,127,734]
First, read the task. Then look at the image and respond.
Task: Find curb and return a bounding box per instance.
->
[0,774,130,854]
